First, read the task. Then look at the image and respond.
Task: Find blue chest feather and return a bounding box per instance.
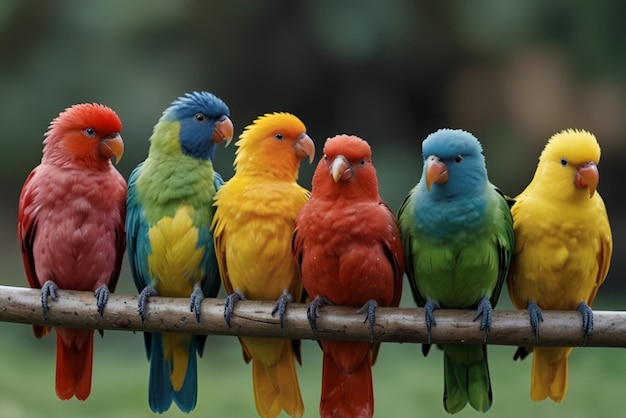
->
[412,183,490,242]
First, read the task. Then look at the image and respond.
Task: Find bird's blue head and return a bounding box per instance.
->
[161,91,233,160]
[419,129,488,198]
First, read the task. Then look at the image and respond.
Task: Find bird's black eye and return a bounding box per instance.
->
[274,133,284,141]
[455,155,463,163]
[360,159,366,166]
[84,128,95,137]
[194,113,206,122]
[560,158,568,166]
[323,154,328,161]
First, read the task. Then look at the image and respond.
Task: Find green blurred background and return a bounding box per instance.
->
[1,1,625,417]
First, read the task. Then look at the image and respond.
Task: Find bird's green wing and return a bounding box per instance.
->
[398,187,427,307]
[488,184,515,307]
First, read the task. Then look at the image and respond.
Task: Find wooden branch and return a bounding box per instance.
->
[0,285,624,347]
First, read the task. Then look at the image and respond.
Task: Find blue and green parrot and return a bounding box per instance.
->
[398,129,514,413]
[126,91,234,413]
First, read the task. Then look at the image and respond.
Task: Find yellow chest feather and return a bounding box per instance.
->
[147,206,205,297]
[509,195,611,310]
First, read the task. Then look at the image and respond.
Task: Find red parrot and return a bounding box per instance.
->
[17,103,127,400]
[293,135,404,418]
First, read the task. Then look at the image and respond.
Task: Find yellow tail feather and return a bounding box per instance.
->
[531,347,571,402]
[163,333,191,391]
[251,343,304,418]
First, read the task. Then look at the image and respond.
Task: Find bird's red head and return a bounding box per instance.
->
[43,103,124,168]
[313,134,379,200]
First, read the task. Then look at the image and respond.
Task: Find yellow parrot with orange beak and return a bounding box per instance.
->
[507,129,612,402]
[212,112,315,418]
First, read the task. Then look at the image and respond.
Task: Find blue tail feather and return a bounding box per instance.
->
[148,333,174,413]
[147,333,199,413]
[172,337,199,413]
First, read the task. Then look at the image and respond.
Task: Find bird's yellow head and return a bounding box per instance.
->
[234,112,315,180]
[536,129,601,199]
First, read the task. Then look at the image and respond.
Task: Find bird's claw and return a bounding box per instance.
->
[224,291,246,328]
[94,284,110,319]
[306,295,332,331]
[40,280,59,321]
[424,300,440,344]
[271,290,293,329]
[527,301,544,342]
[190,285,204,323]
[473,296,493,342]
[138,285,158,325]
[357,299,378,343]
[577,301,594,345]
[513,347,530,361]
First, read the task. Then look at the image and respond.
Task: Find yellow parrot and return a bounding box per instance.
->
[212,112,315,418]
[507,129,612,402]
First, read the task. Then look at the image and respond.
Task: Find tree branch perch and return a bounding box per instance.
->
[0,285,624,347]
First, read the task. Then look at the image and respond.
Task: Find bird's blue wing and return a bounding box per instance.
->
[126,162,152,293]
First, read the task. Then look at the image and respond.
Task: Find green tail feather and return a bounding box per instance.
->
[443,345,492,413]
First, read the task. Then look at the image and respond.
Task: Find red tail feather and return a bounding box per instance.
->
[33,325,51,339]
[55,328,94,400]
[320,342,373,418]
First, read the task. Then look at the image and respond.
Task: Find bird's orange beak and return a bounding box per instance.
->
[425,155,448,191]
[213,116,234,146]
[293,132,315,164]
[575,162,599,198]
[330,155,353,183]
[99,134,124,164]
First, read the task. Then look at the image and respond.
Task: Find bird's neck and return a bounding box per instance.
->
[414,187,489,240]
[234,155,300,183]
[524,176,593,206]
[42,147,112,172]
[138,155,216,212]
